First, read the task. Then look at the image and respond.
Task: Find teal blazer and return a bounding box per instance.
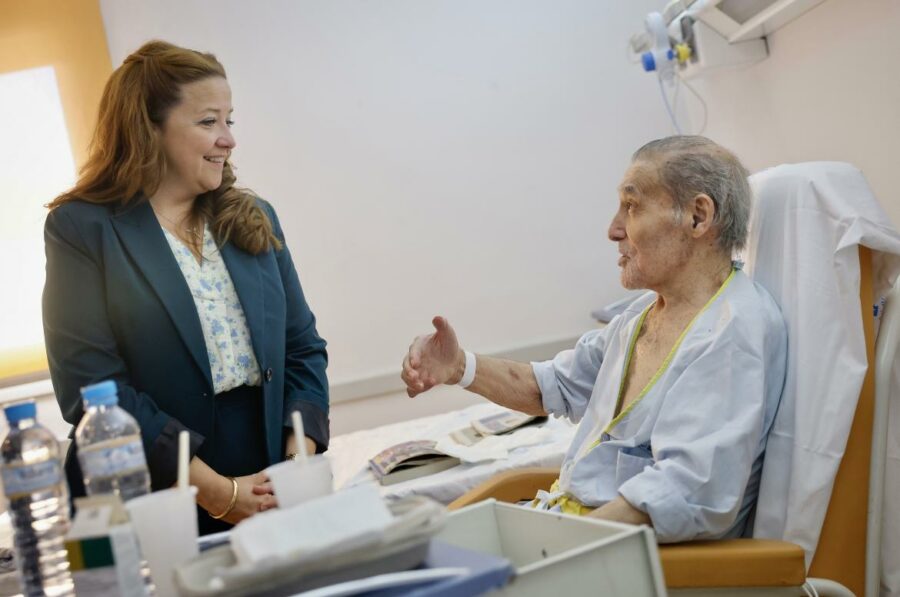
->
[42,198,329,491]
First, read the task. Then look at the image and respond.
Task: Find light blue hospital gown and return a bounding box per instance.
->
[531,269,787,543]
[162,224,262,394]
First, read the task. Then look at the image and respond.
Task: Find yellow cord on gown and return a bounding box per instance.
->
[532,268,737,514]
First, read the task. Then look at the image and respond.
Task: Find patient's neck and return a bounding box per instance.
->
[653,250,733,316]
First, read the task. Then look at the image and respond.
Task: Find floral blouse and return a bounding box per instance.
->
[162,224,261,394]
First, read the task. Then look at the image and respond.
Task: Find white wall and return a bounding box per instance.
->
[98,0,672,397]
[682,0,900,226]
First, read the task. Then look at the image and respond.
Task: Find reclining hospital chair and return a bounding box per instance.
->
[448,162,900,597]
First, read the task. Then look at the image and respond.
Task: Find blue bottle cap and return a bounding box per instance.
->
[4,401,37,424]
[81,380,119,407]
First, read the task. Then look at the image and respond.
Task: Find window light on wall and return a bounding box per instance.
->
[0,66,76,383]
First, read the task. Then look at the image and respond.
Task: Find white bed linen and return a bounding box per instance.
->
[326,403,576,504]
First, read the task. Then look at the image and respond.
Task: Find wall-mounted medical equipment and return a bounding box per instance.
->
[671,0,829,43]
[632,0,827,79]
[631,0,828,134]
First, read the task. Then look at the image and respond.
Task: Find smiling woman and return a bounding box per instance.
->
[42,40,330,534]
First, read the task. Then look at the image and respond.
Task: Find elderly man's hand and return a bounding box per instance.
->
[402,316,465,398]
[588,496,652,527]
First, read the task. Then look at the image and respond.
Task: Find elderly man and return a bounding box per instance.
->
[401,136,787,543]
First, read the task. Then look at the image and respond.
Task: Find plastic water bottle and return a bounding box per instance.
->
[75,381,150,502]
[0,401,75,596]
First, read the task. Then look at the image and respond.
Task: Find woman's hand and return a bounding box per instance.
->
[214,471,277,525]
[401,316,465,397]
[196,467,276,525]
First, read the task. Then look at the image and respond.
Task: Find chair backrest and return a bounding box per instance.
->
[805,246,874,595]
[744,162,900,596]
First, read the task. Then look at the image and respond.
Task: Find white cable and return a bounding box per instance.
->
[677,74,708,135]
[802,581,820,597]
[672,75,681,120]
[658,77,682,134]
[806,579,854,597]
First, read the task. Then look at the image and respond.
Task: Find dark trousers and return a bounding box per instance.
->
[195,384,269,535]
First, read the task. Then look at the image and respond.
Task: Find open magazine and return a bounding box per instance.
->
[368,412,548,485]
[369,440,461,486]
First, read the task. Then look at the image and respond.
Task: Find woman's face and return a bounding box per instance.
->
[157,76,235,199]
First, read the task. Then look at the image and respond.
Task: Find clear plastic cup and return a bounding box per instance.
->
[125,486,198,597]
[266,454,333,509]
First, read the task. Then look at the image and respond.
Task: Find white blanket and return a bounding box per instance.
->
[326,403,576,504]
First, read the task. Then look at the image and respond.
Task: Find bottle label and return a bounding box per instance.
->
[1,460,63,498]
[78,437,147,479]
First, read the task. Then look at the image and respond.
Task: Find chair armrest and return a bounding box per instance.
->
[660,539,806,588]
[447,467,559,511]
[446,469,807,589]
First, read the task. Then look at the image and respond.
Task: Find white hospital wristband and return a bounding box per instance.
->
[457,350,476,388]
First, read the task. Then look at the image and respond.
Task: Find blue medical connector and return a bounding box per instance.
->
[641,49,675,72]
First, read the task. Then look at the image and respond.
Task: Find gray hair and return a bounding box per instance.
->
[632,136,751,254]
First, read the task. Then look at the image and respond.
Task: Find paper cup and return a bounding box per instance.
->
[126,486,198,597]
[266,454,333,509]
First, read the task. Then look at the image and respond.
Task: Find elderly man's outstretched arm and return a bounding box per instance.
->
[401,316,546,416]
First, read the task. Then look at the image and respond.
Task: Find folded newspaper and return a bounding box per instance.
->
[451,412,547,446]
[369,440,461,486]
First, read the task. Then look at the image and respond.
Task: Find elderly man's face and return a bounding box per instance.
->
[609,161,691,290]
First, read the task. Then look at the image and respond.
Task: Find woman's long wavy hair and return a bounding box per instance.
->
[49,40,280,255]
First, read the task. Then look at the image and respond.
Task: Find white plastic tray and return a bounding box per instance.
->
[435,499,667,596]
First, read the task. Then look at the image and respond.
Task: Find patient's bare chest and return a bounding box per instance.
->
[617,316,689,414]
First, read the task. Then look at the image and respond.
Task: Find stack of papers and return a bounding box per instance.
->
[230,484,393,566]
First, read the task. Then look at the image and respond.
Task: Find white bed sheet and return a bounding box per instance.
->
[326,403,577,505]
